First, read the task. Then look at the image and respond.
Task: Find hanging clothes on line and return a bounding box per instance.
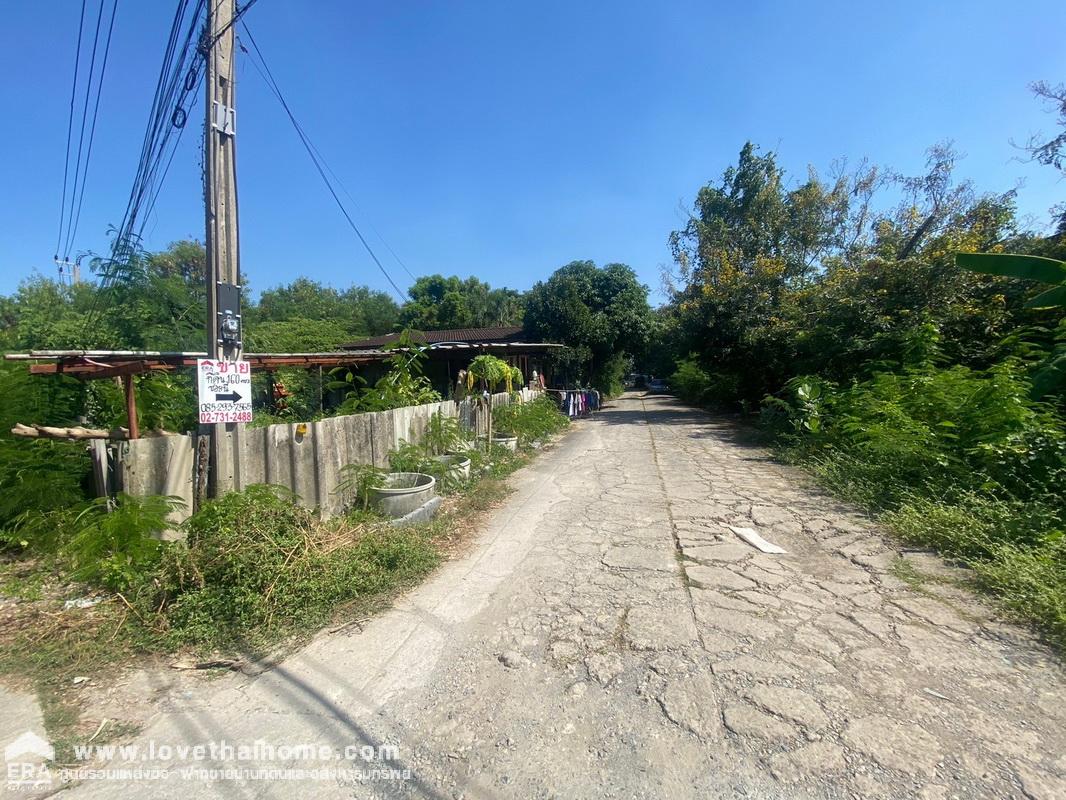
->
[549,388,600,418]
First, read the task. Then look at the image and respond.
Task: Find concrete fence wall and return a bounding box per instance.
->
[113,389,537,527]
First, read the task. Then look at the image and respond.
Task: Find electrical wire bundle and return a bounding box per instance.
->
[106,0,207,277]
[55,0,119,272]
[75,0,415,339]
[81,0,208,334]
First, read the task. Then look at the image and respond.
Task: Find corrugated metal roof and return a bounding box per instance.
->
[341,326,526,350]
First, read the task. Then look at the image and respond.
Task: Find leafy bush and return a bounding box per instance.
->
[62,495,180,591]
[423,411,468,455]
[670,357,712,404]
[671,357,743,409]
[135,373,197,432]
[590,353,629,397]
[763,361,1066,644]
[467,441,525,479]
[133,486,438,649]
[829,364,1061,499]
[378,412,475,494]
[466,354,515,392]
[492,397,569,446]
[330,331,441,414]
[335,463,387,510]
[6,494,180,591]
[0,364,91,540]
[388,441,432,474]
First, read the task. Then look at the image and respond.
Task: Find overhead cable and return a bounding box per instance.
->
[55,0,89,261]
[62,0,120,262]
[82,0,206,335]
[240,22,412,300]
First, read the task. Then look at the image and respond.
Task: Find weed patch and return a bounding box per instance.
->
[0,421,569,745]
[768,365,1066,649]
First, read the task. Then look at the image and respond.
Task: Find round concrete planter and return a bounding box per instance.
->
[478,434,519,451]
[435,454,472,482]
[370,472,436,518]
[493,435,519,451]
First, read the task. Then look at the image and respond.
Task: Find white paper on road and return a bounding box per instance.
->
[726,525,788,554]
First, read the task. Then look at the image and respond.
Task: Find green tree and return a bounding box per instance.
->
[340,286,401,335]
[83,237,207,351]
[254,278,349,324]
[247,278,401,346]
[243,318,352,353]
[524,261,651,393]
[663,142,1032,400]
[400,275,525,330]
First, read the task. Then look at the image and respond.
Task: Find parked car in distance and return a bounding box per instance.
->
[647,378,669,393]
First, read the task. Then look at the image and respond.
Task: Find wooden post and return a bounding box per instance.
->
[123,374,140,439]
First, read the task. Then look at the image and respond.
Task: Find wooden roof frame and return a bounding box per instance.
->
[5,350,394,379]
[4,342,563,380]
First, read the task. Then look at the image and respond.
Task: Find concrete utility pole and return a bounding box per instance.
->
[199,0,242,507]
[204,0,242,361]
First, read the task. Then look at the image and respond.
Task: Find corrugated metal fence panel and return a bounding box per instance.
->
[111,391,543,524]
[312,415,347,516]
[117,433,195,536]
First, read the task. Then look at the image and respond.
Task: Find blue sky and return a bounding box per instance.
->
[1,0,1063,304]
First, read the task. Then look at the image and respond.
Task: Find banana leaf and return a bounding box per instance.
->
[1025,284,1066,309]
[956,253,1066,285]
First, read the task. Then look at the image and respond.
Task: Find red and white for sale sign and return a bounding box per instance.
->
[196,359,253,424]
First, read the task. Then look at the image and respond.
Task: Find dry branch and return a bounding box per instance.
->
[10,423,130,441]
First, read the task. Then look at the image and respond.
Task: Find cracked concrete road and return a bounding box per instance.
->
[60,393,1066,800]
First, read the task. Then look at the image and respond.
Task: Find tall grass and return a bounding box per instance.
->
[764,362,1066,646]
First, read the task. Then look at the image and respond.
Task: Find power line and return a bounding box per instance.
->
[239,22,413,301]
[60,0,104,263]
[55,0,89,261]
[62,0,119,262]
[200,0,258,53]
[307,130,417,283]
[81,0,206,336]
[107,0,204,253]
[118,0,204,244]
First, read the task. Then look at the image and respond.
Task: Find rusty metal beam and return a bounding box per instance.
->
[30,361,177,378]
[9,345,560,381]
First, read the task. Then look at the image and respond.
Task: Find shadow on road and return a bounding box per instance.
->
[596,394,770,454]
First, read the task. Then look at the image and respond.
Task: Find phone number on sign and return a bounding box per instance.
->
[199,410,253,423]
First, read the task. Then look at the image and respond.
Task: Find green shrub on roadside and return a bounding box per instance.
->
[670,357,713,405]
[62,495,180,591]
[590,353,629,398]
[423,411,468,455]
[468,442,525,479]
[6,494,180,592]
[764,361,1066,645]
[770,362,1065,502]
[492,396,569,446]
[670,357,742,409]
[0,364,92,541]
[132,486,439,649]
